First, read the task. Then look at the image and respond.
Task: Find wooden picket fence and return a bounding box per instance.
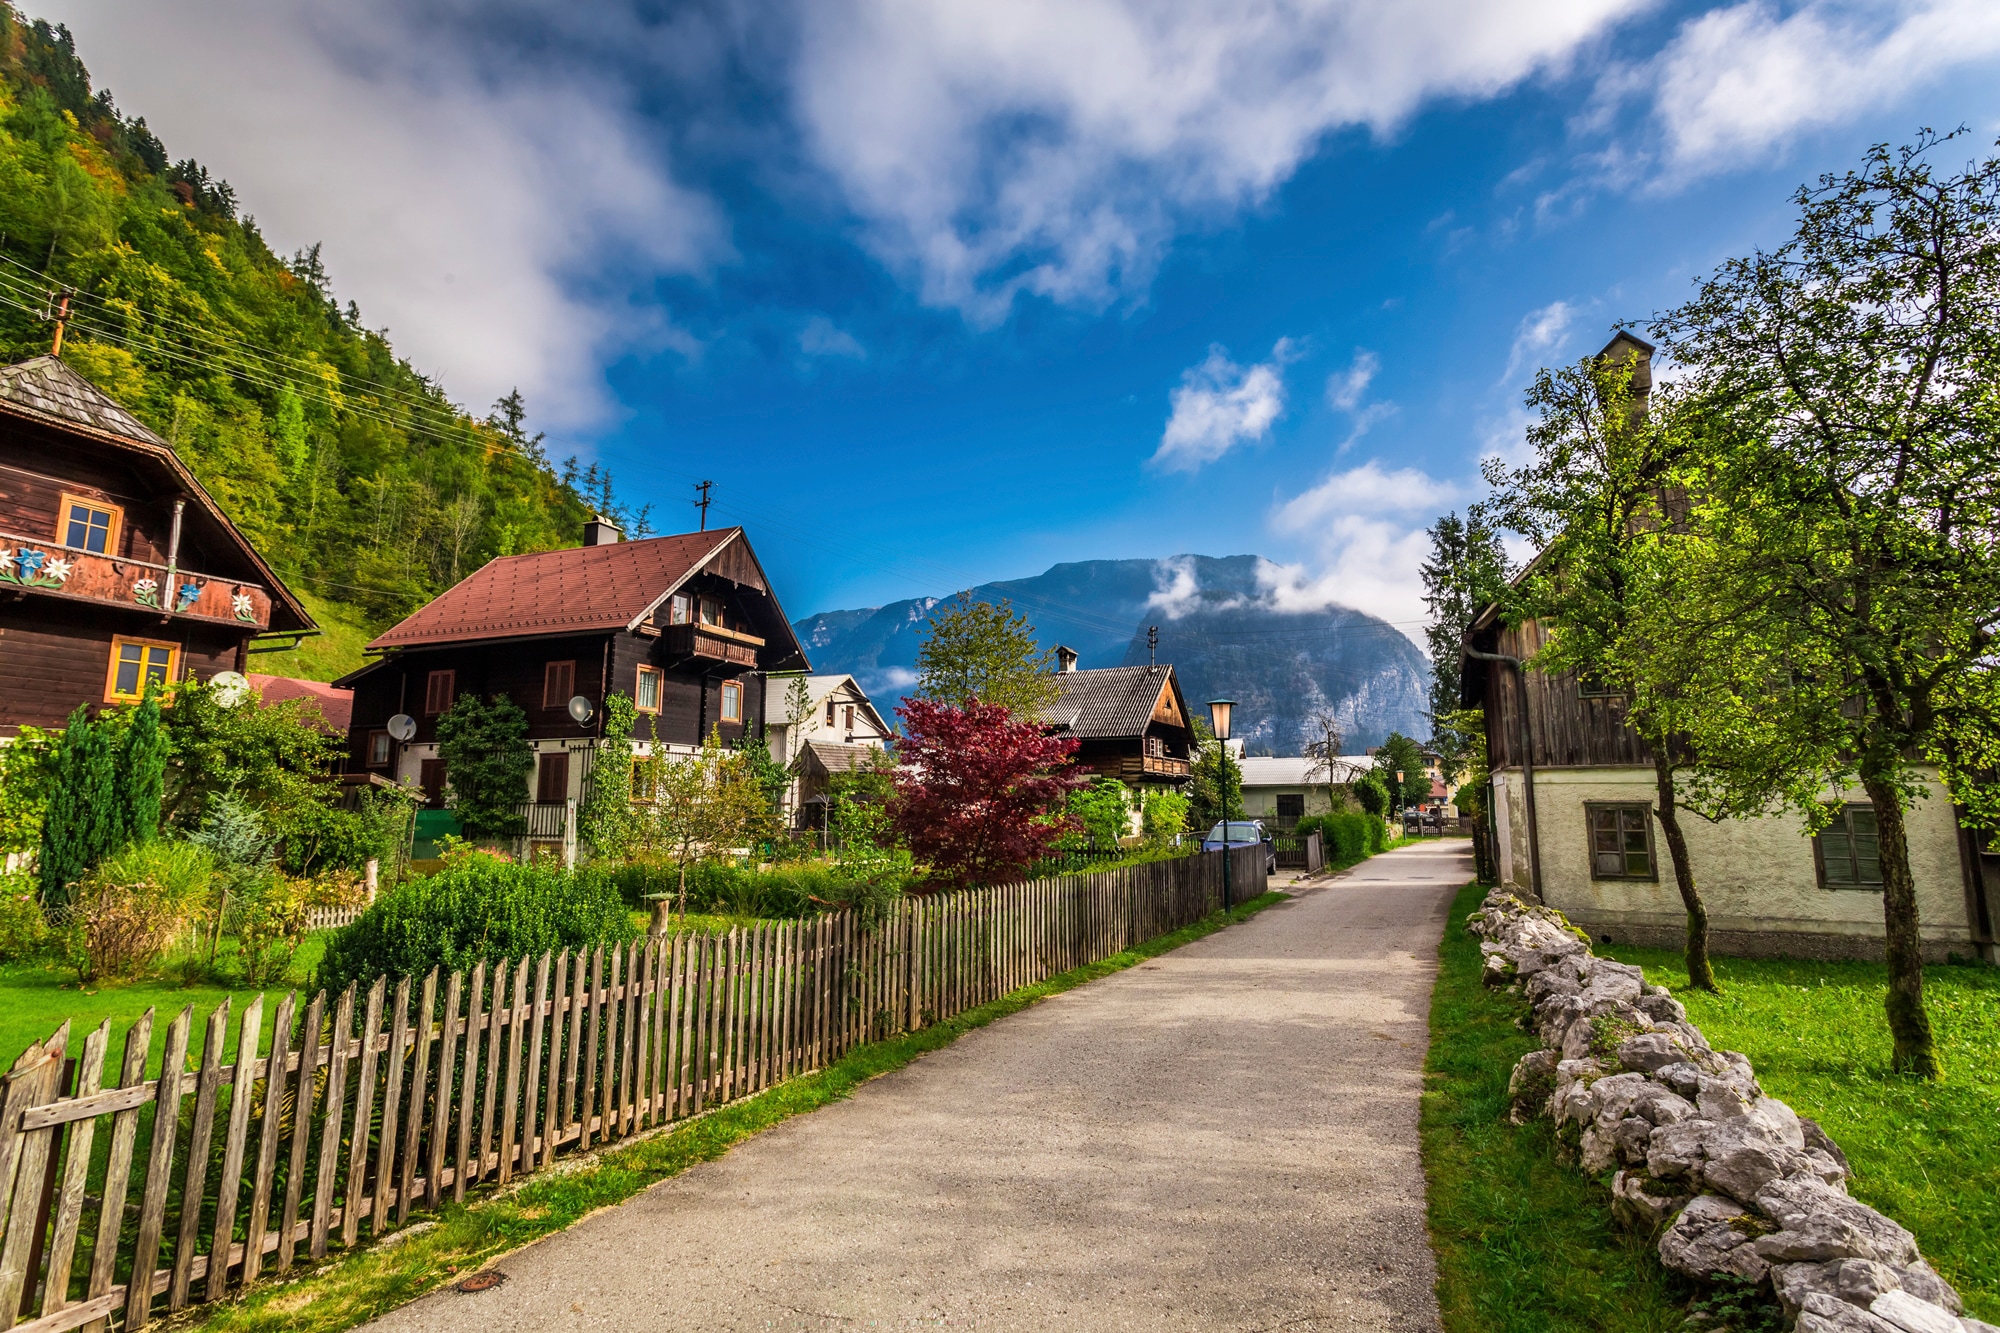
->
[0,848,1265,1331]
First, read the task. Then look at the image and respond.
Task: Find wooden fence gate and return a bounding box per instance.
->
[0,848,1265,1331]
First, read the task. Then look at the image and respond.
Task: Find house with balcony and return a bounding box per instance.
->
[0,356,314,736]
[337,520,810,858]
[1041,649,1194,790]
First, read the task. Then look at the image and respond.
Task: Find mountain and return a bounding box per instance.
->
[794,555,1432,753]
[0,9,632,679]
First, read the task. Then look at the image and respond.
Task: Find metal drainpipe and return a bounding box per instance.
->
[163,498,185,616]
[1463,640,1544,903]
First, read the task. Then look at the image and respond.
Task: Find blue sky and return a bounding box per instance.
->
[40,0,2000,635]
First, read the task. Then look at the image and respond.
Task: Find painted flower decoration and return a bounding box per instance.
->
[42,556,72,584]
[175,581,203,612]
[231,591,255,621]
[132,576,160,607]
[0,548,14,579]
[16,549,45,579]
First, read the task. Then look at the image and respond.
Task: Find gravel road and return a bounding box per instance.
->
[367,840,1469,1332]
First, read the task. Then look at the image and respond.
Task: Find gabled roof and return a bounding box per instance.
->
[0,356,314,634]
[801,739,890,776]
[1041,665,1189,740]
[763,673,892,734]
[248,674,352,732]
[1238,755,1374,788]
[364,526,807,666]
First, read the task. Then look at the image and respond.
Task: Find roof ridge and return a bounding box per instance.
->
[0,355,168,446]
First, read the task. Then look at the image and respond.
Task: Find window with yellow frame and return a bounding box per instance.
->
[58,492,122,556]
[105,636,179,703]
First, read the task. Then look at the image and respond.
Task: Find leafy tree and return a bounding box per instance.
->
[159,680,341,829]
[0,725,59,857]
[1352,769,1390,818]
[434,692,533,839]
[578,692,638,860]
[38,705,119,908]
[1140,786,1191,847]
[634,727,766,927]
[1187,716,1242,831]
[1434,709,1489,817]
[1485,351,1724,991]
[889,697,1082,888]
[1650,131,2000,1076]
[1299,708,1349,812]
[1421,509,1511,734]
[914,593,1058,718]
[1374,733,1431,809]
[1068,776,1132,848]
[736,725,793,845]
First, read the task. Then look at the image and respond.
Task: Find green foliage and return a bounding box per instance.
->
[160,679,342,831]
[1140,786,1191,847]
[64,838,215,982]
[434,692,532,839]
[1294,811,1388,865]
[1187,717,1242,830]
[634,727,770,921]
[0,724,56,855]
[278,788,414,878]
[1375,733,1431,807]
[658,861,910,920]
[824,749,908,890]
[0,870,49,962]
[190,790,273,868]
[316,855,639,995]
[579,692,637,859]
[736,724,792,843]
[1435,709,1489,816]
[119,690,166,843]
[1421,509,1512,734]
[1067,776,1131,848]
[1353,768,1389,817]
[38,704,119,907]
[914,593,1058,718]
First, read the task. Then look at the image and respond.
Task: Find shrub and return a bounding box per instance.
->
[1306,811,1388,865]
[0,870,51,962]
[63,840,215,982]
[234,868,365,986]
[1140,786,1191,847]
[644,860,909,920]
[316,854,638,995]
[1066,777,1132,849]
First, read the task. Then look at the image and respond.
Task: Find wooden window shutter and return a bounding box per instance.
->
[544,660,575,709]
[424,670,455,715]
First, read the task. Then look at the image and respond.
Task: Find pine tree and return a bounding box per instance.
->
[119,689,166,844]
[38,705,119,908]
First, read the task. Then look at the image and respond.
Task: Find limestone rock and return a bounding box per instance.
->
[1635,991,1687,1025]
[1704,1140,1806,1205]
[1896,1261,1962,1315]
[1831,1259,1905,1307]
[1654,1061,1704,1100]
[1610,1169,1689,1233]
[1797,1292,1903,1333]
[1867,1290,1961,1333]
[1611,1115,1654,1165]
[1800,1115,1852,1176]
[1628,1084,1697,1127]
[1506,1049,1559,1122]
[1615,1031,1693,1074]
[1525,967,1582,1006]
[1646,1118,1715,1183]
[1482,952,1516,987]
[1580,1120,1621,1174]
[1772,1261,1845,1317]
[1756,1178,1919,1268]
[1585,1072,1652,1125]
[1658,1194,1770,1282]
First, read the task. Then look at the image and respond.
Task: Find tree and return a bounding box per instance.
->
[735,725,793,847]
[780,673,815,764]
[1434,709,1489,817]
[1374,733,1430,810]
[1068,776,1133,848]
[1299,708,1349,812]
[119,689,166,844]
[578,692,637,860]
[1421,509,1511,734]
[38,705,118,909]
[434,692,533,840]
[1652,131,2000,1075]
[1140,786,1192,847]
[914,594,1058,718]
[889,697,1082,888]
[1187,716,1242,831]
[1484,350,1724,991]
[635,727,766,928]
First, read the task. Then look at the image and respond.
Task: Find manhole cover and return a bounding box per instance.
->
[457,1271,506,1293]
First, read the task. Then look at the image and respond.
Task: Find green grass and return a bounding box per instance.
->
[247,588,377,682]
[185,891,1288,1333]
[1601,941,2000,1321]
[1422,881,1688,1332]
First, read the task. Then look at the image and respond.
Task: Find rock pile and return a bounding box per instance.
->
[1470,889,1992,1333]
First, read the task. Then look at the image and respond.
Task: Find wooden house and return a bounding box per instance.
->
[0,356,314,736]
[337,522,809,856]
[1041,651,1194,788]
[1461,335,1998,963]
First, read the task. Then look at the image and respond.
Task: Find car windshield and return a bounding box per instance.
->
[1206,822,1262,842]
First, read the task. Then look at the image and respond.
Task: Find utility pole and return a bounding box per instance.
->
[693,479,713,531]
[45,290,71,358]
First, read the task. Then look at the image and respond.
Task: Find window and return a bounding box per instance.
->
[367,730,392,767]
[1587,803,1656,880]
[424,669,455,715]
[842,705,854,732]
[419,758,448,808]
[543,660,575,710]
[1577,674,1624,700]
[669,594,690,625]
[721,680,742,723]
[537,751,570,803]
[635,665,662,713]
[700,596,722,627]
[825,699,837,727]
[104,636,178,703]
[1276,794,1306,818]
[1816,804,1884,890]
[59,494,122,555]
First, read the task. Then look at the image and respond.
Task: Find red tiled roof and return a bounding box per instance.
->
[367,529,737,650]
[249,674,352,732]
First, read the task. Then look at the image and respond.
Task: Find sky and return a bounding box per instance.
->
[36,0,2000,641]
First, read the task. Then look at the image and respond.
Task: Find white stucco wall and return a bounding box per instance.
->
[1493,766,1974,957]
[1238,784,1342,818]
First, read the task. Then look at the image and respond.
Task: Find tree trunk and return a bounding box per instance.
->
[1862,771,1938,1078]
[1652,758,1718,992]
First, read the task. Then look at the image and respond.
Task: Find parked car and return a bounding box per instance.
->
[1201,820,1277,875]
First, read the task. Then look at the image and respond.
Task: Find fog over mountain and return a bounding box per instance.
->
[794,555,1431,754]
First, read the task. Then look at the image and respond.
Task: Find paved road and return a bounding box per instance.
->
[371,841,1470,1333]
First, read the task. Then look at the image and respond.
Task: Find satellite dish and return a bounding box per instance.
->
[568,695,594,725]
[387,714,417,742]
[209,671,250,708]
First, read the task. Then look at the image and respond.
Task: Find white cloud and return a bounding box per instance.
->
[1151,338,1296,473]
[39,0,725,430]
[1144,556,1204,620]
[1270,460,1455,531]
[1324,349,1380,411]
[791,0,1653,323]
[1263,461,1456,646]
[799,315,867,359]
[1503,300,1577,381]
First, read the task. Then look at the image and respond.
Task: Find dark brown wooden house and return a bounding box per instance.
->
[1041,653,1193,788]
[337,523,809,853]
[0,356,314,736]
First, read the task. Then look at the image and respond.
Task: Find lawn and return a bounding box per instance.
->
[1602,940,2000,1322]
[1422,880,1688,1333]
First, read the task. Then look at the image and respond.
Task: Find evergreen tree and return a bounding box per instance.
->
[434,693,533,839]
[119,688,166,844]
[38,705,119,908]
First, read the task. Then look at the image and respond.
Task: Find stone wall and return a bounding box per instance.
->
[1469,889,1992,1333]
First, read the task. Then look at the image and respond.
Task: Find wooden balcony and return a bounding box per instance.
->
[0,530,272,630]
[1115,754,1190,781]
[662,622,763,667]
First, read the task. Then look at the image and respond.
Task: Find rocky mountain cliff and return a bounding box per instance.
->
[794,555,1431,753]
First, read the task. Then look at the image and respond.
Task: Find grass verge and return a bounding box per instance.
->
[1600,941,2000,1321]
[179,891,1288,1333]
[1422,881,1687,1333]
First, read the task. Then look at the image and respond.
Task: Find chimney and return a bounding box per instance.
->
[583,513,622,547]
[1055,645,1079,673]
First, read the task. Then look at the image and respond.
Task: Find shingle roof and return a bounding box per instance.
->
[803,740,889,775]
[0,356,167,445]
[1042,665,1182,739]
[1238,755,1373,788]
[367,529,738,649]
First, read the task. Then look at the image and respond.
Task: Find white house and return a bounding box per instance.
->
[762,674,893,827]
[1237,755,1376,824]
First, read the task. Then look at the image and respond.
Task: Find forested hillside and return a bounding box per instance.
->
[0,9,644,678]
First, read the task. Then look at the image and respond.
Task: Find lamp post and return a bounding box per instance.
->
[1395,768,1406,830]
[1207,698,1236,911]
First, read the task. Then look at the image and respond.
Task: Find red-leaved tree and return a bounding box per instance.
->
[890,697,1083,888]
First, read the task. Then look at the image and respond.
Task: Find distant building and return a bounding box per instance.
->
[761,673,893,827]
[1237,755,1375,826]
[1041,647,1195,790]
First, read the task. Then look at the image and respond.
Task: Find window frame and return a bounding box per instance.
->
[536,750,570,803]
[634,665,662,713]
[825,699,837,727]
[103,635,180,704]
[1577,673,1625,700]
[720,679,742,723]
[1814,802,1885,891]
[543,660,576,711]
[58,491,123,557]
[699,596,722,627]
[367,729,393,768]
[842,704,854,732]
[1585,801,1658,882]
[669,594,690,625]
[423,669,456,716]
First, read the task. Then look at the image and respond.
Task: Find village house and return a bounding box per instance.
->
[338,521,810,859]
[0,356,315,736]
[1040,649,1194,832]
[1462,336,1999,963]
[760,673,893,828]
[1237,755,1375,828]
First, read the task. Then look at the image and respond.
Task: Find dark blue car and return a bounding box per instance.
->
[1201,820,1277,874]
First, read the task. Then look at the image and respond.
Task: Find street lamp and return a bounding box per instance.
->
[1208,698,1237,911]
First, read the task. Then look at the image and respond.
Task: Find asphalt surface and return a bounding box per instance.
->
[368,840,1468,1333]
